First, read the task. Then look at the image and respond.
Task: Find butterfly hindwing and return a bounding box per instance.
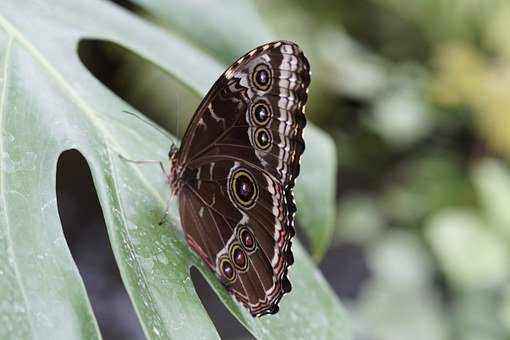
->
[171,41,310,316]
[180,159,292,314]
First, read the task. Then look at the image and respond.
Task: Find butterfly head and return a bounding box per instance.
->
[168,143,179,160]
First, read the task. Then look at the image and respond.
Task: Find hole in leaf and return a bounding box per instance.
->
[77,39,200,139]
[56,150,145,340]
[190,267,253,340]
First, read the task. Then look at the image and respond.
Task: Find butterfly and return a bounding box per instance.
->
[168,40,310,317]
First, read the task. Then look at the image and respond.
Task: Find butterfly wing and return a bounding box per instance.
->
[173,41,310,316]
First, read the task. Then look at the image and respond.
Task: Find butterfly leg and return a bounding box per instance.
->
[158,195,172,225]
[159,195,179,226]
[118,154,177,225]
[118,154,168,178]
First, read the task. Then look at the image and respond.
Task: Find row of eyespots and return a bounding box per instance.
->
[218,227,258,283]
[250,99,272,150]
[250,59,274,150]
[250,102,272,150]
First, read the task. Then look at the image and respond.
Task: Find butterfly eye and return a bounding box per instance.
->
[252,63,272,91]
[251,101,271,125]
[229,169,258,208]
[219,256,236,283]
[254,128,272,150]
[168,144,178,159]
[230,244,249,272]
[238,227,257,253]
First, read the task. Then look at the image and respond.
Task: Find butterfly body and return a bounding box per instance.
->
[169,41,310,316]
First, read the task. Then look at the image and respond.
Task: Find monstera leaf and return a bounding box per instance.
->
[0,1,348,339]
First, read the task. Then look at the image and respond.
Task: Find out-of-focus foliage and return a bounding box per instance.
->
[260,0,510,339]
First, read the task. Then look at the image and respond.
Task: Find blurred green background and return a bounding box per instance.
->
[77,0,510,339]
[275,1,510,339]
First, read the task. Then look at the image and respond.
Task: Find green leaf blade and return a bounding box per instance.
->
[0,1,349,339]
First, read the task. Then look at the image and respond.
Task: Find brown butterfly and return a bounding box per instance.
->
[168,41,310,316]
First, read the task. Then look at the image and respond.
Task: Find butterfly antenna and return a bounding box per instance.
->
[122,110,177,146]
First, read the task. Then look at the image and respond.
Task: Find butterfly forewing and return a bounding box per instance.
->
[170,41,310,316]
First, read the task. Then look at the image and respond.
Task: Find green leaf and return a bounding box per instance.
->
[0,1,349,339]
[130,0,273,62]
[471,158,510,241]
[499,285,510,336]
[336,194,385,245]
[451,291,506,340]
[426,209,510,290]
[373,0,502,43]
[353,231,449,340]
[130,0,338,260]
